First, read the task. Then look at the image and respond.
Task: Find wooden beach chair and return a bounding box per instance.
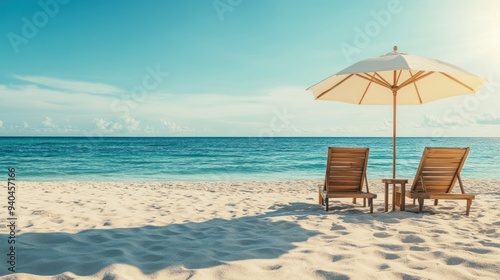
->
[394,147,475,216]
[318,147,376,213]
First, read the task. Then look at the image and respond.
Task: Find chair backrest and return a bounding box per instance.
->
[411,147,469,193]
[325,147,369,193]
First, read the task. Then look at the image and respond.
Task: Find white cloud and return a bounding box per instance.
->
[122,115,140,131]
[420,115,448,128]
[94,119,107,131]
[94,118,123,133]
[13,75,121,94]
[160,119,194,133]
[23,121,30,128]
[476,113,500,125]
[0,120,3,128]
[371,118,393,131]
[143,125,157,134]
[415,112,500,129]
[415,114,471,128]
[42,117,57,128]
[93,116,141,133]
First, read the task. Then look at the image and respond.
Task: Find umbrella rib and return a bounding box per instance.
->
[316,74,354,99]
[355,73,391,89]
[397,70,424,88]
[375,72,392,88]
[393,70,396,87]
[409,70,424,104]
[439,72,475,91]
[396,70,403,85]
[398,71,434,89]
[358,73,376,104]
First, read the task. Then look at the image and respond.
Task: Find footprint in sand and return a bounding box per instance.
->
[331,255,348,262]
[331,224,347,230]
[373,232,392,238]
[401,235,425,244]
[267,264,282,270]
[330,224,350,235]
[479,241,500,248]
[377,244,405,251]
[431,229,448,234]
[314,270,349,280]
[446,256,466,265]
[409,245,430,251]
[384,253,400,260]
[379,264,390,270]
[464,247,492,254]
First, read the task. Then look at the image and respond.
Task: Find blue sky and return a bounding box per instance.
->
[0,0,499,136]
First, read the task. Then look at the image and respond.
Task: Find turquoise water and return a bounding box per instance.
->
[0,137,499,182]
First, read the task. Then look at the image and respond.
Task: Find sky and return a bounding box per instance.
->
[0,0,499,137]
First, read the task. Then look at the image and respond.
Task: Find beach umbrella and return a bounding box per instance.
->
[307,46,486,178]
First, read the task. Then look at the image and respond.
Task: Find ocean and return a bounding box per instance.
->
[1,137,499,182]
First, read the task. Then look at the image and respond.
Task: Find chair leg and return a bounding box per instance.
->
[325,198,329,211]
[369,198,373,213]
[352,198,357,204]
[466,199,472,216]
[319,190,323,205]
[363,198,366,207]
[413,198,416,205]
[434,199,438,206]
[418,198,424,213]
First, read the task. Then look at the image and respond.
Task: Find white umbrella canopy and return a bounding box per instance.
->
[308,46,487,178]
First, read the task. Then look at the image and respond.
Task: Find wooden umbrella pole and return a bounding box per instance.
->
[393,91,397,179]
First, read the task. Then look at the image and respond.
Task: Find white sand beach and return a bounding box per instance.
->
[1,180,499,279]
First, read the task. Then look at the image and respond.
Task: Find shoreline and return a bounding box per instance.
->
[1,180,499,279]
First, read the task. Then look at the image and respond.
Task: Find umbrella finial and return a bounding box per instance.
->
[393,45,398,52]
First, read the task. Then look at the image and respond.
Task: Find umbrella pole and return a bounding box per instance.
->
[393,91,397,179]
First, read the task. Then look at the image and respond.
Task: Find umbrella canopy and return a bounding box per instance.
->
[308,46,487,178]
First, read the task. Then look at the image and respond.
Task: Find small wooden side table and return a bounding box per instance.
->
[381,178,409,212]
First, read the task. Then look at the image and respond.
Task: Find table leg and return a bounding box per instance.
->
[401,182,406,211]
[384,183,389,212]
[392,184,396,211]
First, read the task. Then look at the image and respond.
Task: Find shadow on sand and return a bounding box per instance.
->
[2,203,323,277]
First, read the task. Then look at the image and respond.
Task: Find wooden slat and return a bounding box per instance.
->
[422,178,454,182]
[328,178,361,182]
[328,182,361,187]
[330,172,363,176]
[422,167,458,172]
[427,194,474,199]
[329,175,362,179]
[424,186,450,189]
[330,157,366,162]
[330,151,367,157]
[421,171,457,175]
[424,158,462,164]
[330,167,364,171]
[330,162,364,166]
[329,167,364,171]
[406,193,474,200]
[427,149,467,156]
[324,192,377,199]
[330,162,366,166]
[330,149,367,153]
[329,173,362,177]
[329,176,362,180]
[422,162,460,168]
[329,180,362,185]
[328,187,359,192]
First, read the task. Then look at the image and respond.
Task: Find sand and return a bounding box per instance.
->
[0,179,499,280]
